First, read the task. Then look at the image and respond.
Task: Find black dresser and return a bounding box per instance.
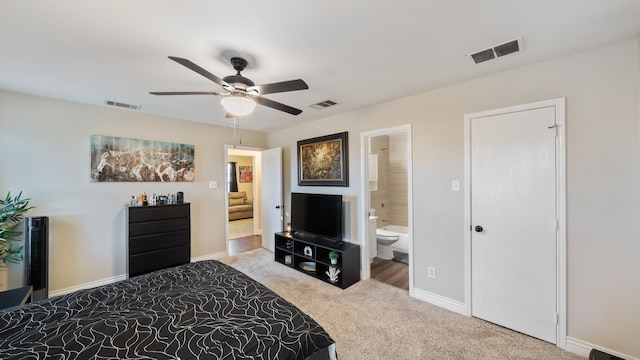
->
[127,203,191,277]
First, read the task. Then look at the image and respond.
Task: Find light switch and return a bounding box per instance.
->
[209,181,218,189]
[451,180,460,192]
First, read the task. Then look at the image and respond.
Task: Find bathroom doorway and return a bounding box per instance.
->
[360,125,413,292]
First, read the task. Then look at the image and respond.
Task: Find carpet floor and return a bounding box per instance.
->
[220,248,583,360]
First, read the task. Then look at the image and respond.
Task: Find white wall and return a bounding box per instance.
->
[0,92,267,291]
[268,39,640,358]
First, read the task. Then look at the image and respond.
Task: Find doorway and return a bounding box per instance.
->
[226,147,262,256]
[464,98,566,346]
[360,124,413,293]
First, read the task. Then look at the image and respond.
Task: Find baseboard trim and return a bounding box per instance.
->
[566,336,638,360]
[49,274,128,297]
[49,253,228,298]
[411,287,467,315]
[191,251,228,262]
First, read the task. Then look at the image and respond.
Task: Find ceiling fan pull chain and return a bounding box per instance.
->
[232,116,243,146]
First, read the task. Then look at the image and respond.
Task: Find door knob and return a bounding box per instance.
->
[475,225,483,233]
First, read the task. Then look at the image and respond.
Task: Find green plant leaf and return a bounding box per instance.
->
[0,190,35,265]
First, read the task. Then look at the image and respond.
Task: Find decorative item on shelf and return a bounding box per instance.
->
[326,266,341,283]
[303,246,313,257]
[300,261,316,272]
[284,255,292,265]
[328,250,339,265]
[285,239,294,250]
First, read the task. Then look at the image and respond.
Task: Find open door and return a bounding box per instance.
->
[261,147,283,252]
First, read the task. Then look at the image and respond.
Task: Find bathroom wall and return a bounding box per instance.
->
[389,133,408,227]
[370,136,390,225]
[370,134,408,228]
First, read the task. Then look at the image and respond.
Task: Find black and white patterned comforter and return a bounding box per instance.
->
[0,260,335,359]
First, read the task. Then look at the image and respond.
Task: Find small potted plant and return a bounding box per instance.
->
[328,250,339,265]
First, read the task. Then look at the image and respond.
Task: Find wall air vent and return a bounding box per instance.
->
[468,37,523,64]
[105,100,141,110]
[309,100,338,110]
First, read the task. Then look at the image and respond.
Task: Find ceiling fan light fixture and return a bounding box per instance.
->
[221,94,256,116]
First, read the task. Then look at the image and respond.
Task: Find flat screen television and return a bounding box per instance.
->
[290,192,343,242]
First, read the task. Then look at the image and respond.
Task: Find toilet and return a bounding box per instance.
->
[376,228,400,260]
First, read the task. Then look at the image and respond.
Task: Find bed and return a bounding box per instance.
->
[0,260,336,360]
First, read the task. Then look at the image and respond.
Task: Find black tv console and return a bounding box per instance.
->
[275,232,360,289]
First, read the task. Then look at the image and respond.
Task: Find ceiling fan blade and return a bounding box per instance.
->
[149,91,227,95]
[248,79,308,95]
[168,56,231,89]
[253,96,303,115]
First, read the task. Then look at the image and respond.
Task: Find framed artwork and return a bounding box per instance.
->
[90,135,195,182]
[297,131,348,186]
[239,166,253,183]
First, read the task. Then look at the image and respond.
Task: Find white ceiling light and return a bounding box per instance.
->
[221,93,256,117]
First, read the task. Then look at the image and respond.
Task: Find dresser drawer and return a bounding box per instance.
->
[128,218,190,237]
[128,245,190,277]
[128,204,190,223]
[129,230,190,255]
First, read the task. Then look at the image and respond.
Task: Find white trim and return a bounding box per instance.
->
[411,287,467,315]
[225,144,264,252]
[192,251,228,262]
[359,132,370,280]
[463,116,472,317]
[49,252,229,297]
[359,124,413,292]
[566,337,639,360]
[463,98,567,347]
[49,274,128,297]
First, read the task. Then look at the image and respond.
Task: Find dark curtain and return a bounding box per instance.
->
[228,162,238,192]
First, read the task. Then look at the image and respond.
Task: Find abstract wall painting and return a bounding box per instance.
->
[297,131,349,186]
[239,166,253,183]
[90,135,195,182]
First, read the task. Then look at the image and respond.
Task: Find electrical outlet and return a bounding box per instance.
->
[428,266,436,279]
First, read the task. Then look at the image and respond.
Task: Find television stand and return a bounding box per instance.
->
[275,232,360,289]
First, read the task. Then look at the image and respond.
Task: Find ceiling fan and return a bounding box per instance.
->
[150,56,309,116]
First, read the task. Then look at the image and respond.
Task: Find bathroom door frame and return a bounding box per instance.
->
[359,124,413,293]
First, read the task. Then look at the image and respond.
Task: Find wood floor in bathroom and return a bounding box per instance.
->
[371,257,409,291]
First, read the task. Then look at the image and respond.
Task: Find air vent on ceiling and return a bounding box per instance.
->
[468,37,523,64]
[105,100,141,110]
[309,100,338,110]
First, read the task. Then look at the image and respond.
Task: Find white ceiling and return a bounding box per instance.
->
[2,1,639,133]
